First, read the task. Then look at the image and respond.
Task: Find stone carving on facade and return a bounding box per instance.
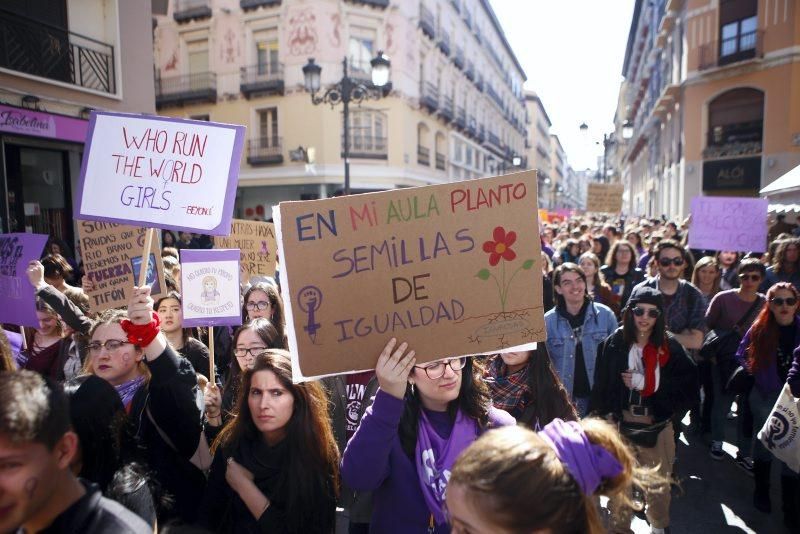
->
[288,8,318,56]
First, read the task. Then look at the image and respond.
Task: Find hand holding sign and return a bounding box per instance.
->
[128,286,154,325]
[375,338,416,400]
[25,261,46,291]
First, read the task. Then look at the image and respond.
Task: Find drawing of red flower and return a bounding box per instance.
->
[482,226,517,266]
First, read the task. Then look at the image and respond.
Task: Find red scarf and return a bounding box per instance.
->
[641,342,670,397]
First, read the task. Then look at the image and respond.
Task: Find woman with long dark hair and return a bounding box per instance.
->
[600,240,645,313]
[155,291,213,378]
[485,344,577,428]
[201,350,338,533]
[735,282,800,524]
[242,282,286,341]
[341,339,515,533]
[579,252,619,317]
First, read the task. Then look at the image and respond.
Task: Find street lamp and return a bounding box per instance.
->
[622,120,634,140]
[302,52,391,195]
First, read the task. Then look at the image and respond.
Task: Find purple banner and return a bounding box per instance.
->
[76,111,245,236]
[0,104,88,143]
[179,249,242,327]
[0,233,48,328]
[689,196,768,253]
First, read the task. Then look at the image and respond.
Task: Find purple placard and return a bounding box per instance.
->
[0,233,48,328]
[179,249,242,327]
[0,104,88,143]
[689,196,769,253]
[75,111,245,236]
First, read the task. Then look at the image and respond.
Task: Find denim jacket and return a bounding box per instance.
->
[544,301,618,397]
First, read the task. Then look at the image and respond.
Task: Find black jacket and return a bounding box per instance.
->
[589,329,699,423]
[40,481,151,534]
[600,265,645,312]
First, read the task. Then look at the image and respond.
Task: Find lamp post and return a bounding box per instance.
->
[302,52,390,196]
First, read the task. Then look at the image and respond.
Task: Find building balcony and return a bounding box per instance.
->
[342,134,388,159]
[465,61,474,81]
[486,85,503,109]
[419,5,436,40]
[438,95,454,122]
[345,0,389,7]
[417,145,430,166]
[474,75,484,92]
[240,63,284,98]
[241,0,281,10]
[450,0,460,14]
[466,116,476,137]
[0,8,116,94]
[488,132,501,149]
[420,81,439,112]
[436,152,446,170]
[247,137,283,165]
[463,8,473,29]
[156,72,216,108]
[173,0,212,23]
[474,26,482,44]
[487,45,504,71]
[437,32,451,57]
[698,30,763,71]
[453,47,464,69]
[455,107,466,130]
[476,124,485,143]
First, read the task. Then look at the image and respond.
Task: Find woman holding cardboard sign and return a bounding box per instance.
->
[341,339,515,533]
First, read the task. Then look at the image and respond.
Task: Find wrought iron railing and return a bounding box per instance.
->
[156,72,216,106]
[248,137,283,162]
[417,145,430,165]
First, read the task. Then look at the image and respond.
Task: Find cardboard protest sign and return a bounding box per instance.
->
[213,219,277,283]
[76,111,245,235]
[0,233,47,328]
[77,221,166,312]
[689,196,768,253]
[586,183,624,213]
[275,171,544,380]
[180,249,242,327]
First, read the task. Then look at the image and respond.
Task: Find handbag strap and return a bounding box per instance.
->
[734,297,763,334]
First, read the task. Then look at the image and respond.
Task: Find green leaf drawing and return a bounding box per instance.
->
[522,259,534,270]
[476,268,491,280]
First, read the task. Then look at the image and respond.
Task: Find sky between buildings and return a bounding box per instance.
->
[491,0,636,171]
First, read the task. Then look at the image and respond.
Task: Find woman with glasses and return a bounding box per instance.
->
[735,282,800,523]
[84,285,204,523]
[242,282,286,340]
[341,338,515,533]
[590,285,698,533]
[204,318,285,442]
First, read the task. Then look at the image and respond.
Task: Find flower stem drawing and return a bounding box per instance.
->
[476,226,534,313]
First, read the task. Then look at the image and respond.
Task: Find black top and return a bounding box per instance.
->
[600,265,645,311]
[558,302,591,398]
[178,336,214,379]
[39,480,151,534]
[778,323,799,382]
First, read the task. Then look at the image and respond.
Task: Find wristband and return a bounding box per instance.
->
[120,312,161,347]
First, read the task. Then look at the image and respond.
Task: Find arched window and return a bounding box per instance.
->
[435,132,446,170]
[417,123,431,166]
[705,87,763,158]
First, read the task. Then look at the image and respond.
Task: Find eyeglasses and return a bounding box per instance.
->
[415,357,467,380]
[658,257,685,267]
[738,273,762,282]
[234,347,267,358]
[246,301,271,311]
[769,297,798,307]
[631,307,661,319]
[86,340,132,353]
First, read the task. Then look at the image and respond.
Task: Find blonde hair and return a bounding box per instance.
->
[202,276,217,288]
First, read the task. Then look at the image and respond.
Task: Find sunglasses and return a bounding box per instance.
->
[770,297,798,307]
[658,257,685,267]
[738,273,762,282]
[631,307,661,319]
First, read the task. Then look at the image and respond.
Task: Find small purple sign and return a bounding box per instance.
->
[179,249,242,327]
[0,233,48,328]
[0,104,88,143]
[76,111,245,236]
[689,196,769,253]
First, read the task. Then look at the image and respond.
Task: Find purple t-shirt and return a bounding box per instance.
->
[705,289,765,331]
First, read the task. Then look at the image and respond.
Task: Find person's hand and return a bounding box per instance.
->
[25,261,46,290]
[226,458,254,494]
[205,383,222,421]
[375,338,416,400]
[621,370,634,389]
[128,286,154,325]
[82,275,98,293]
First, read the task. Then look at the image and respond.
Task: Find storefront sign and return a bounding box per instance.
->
[0,233,48,328]
[688,196,768,253]
[275,171,544,381]
[213,219,278,283]
[702,157,761,192]
[180,249,242,327]
[0,104,88,143]
[76,111,245,235]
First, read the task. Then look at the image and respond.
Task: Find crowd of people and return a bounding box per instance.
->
[2,216,800,533]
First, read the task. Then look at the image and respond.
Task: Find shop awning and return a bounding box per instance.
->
[761,164,800,196]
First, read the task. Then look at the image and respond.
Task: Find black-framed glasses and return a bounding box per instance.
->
[738,273,762,282]
[234,347,267,358]
[246,301,271,311]
[86,340,132,353]
[770,297,798,307]
[415,357,467,380]
[631,307,660,319]
[658,257,685,267]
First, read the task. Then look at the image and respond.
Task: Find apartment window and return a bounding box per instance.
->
[349,35,374,75]
[258,108,279,147]
[256,39,279,75]
[191,114,210,121]
[347,109,387,158]
[721,16,757,56]
[187,40,209,74]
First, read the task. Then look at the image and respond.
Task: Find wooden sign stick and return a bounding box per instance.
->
[20,326,27,350]
[138,228,156,288]
[208,326,215,385]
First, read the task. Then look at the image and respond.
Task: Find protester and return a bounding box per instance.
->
[40,254,90,313]
[692,256,722,311]
[592,235,611,264]
[44,238,81,284]
[155,291,213,379]
[735,282,800,521]
[627,230,646,257]
[0,371,151,533]
[556,239,580,266]
[761,238,800,292]
[341,338,515,533]
[162,230,178,249]
[485,344,577,427]
[717,251,741,291]
[446,420,667,534]
[601,240,645,313]
[590,286,698,533]
[19,299,65,379]
[579,251,619,316]
[0,329,15,372]
[545,263,617,416]
[769,214,797,243]
[242,282,286,341]
[201,350,338,532]
[85,286,204,523]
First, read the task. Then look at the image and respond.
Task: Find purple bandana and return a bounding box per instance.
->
[415,409,478,525]
[538,418,623,495]
[115,375,146,408]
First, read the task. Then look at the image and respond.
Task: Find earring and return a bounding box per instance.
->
[409,382,415,395]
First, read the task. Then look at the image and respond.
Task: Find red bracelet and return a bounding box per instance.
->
[120,312,161,347]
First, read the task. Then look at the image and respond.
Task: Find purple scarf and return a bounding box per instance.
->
[115,375,146,409]
[415,409,478,525]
